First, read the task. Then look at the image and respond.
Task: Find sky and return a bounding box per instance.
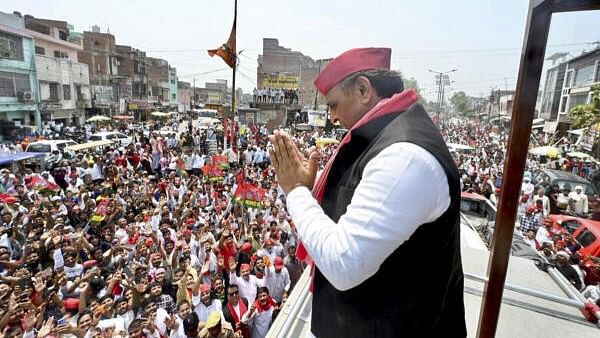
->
[3,0,599,102]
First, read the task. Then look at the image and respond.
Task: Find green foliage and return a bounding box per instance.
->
[568,84,600,129]
[450,91,473,116]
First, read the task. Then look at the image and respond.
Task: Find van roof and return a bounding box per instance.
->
[28,139,76,145]
[91,131,124,136]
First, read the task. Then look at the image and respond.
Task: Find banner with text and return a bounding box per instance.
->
[262,75,300,89]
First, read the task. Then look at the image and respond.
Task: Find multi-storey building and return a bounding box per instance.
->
[147,57,171,108]
[177,81,191,112]
[540,48,600,123]
[0,11,40,130]
[24,15,91,126]
[257,38,330,108]
[168,66,177,108]
[78,26,119,115]
[116,45,148,115]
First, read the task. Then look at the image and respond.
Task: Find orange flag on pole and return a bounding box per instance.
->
[208,18,236,68]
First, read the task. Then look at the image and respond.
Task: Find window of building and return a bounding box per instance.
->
[564,70,573,88]
[559,96,568,112]
[573,64,595,87]
[63,84,71,100]
[568,93,589,111]
[49,83,59,100]
[35,46,45,55]
[172,93,176,100]
[76,85,82,101]
[0,33,24,61]
[0,71,30,97]
[58,30,68,41]
[53,50,69,59]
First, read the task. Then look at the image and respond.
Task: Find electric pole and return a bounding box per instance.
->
[428,69,456,116]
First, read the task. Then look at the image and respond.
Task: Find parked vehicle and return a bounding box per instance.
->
[25,139,77,166]
[546,214,600,286]
[89,131,132,147]
[533,169,597,196]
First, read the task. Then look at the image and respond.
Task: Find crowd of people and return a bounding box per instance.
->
[0,119,346,338]
[1,112,600,337]
[252,88,298,105]
[441,118,600,306]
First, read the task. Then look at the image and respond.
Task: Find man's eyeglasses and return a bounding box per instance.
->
[228,291,239,296]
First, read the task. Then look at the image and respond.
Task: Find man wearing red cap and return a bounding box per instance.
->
[270,47,465,337]
[263,256,290,304]
[229,261,266,303]
[192,284,222,323]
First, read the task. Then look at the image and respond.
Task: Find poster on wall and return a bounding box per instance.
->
[307,110,327,127]
[262,75,300,89]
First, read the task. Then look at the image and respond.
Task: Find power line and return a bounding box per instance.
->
[178,68,229,78]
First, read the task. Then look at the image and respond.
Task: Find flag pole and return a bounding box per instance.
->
[226,0,238,152]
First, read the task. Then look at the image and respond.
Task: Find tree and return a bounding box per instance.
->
[568,84,600,129]
[450,91,473,117]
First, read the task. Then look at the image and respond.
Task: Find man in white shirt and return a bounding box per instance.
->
[192,284,222,322]
[536,219,555,246]
[268,47,465,337]
[533,188,550,217]
[241,287,276,338]
[264,256,290,304]
[521,177,535,198]
[568,185,589,215]
[229,263,265,303]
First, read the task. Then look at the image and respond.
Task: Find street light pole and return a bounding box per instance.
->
[428,69,456,116]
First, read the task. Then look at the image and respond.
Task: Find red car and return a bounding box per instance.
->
[546,214,600,285]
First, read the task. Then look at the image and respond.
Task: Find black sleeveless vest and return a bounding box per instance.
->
[311,103,466,337]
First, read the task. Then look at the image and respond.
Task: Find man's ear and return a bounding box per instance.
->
[355,76,374,103]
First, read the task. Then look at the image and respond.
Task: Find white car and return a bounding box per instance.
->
[89,131,132,147]
[25,139,78,165]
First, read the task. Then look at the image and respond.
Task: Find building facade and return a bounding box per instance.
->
[0,11,40,130]
[24,15,91,126]
[257,38,330,108]
[540,48,600,123]
[116,45,148,114]
[78,27,119,115]
[177,81,191,112]
[148,57,170,108]
[168,66,177,108]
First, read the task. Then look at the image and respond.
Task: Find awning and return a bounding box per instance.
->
[150,111,172,117]
[0,152,45,166]
[567,128,587,136]
[64,140,114,151]
[112,115,134,120]
[529,145,560,158]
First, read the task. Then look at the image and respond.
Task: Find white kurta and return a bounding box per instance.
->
[287,142,450,291]
[242,307,274,338]
[229,273,266,302]
[264,266,291,303]
[192,296,222,322]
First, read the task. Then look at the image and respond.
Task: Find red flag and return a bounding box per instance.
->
[207,18,236,68]
[0,193,16,204]
[235,170,245,185]
[212,155,229,169]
